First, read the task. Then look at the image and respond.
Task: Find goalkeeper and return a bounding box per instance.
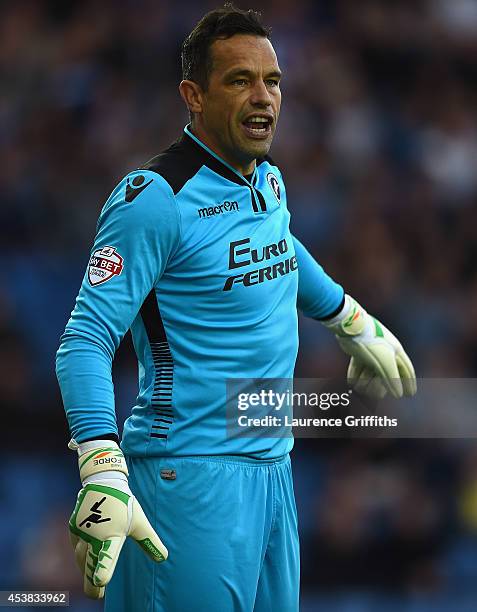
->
[56,5,416,612]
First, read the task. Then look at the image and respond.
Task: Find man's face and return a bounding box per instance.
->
[196,34,282,173]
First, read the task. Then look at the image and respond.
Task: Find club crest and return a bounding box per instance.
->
[266,172,281,204]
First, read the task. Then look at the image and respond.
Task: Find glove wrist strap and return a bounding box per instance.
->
[322,294,367,337]
[69,438,129,482]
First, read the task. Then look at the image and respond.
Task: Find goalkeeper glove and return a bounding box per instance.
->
[68,439,168,599]
[322,294,417,399]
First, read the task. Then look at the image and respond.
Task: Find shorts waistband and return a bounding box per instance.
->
[136,453,290,467]
[191,453,290,466]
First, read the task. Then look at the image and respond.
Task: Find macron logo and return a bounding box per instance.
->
[198,201,239,218]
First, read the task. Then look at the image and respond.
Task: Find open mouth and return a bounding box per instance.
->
[241,116,273,139]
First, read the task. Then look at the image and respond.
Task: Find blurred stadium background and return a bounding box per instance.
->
[1,0,477,610]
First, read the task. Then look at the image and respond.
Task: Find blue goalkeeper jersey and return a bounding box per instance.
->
[56,125,344,459]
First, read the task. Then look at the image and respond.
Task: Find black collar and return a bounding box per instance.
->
[141,127,270,195]
[182,129,248,187]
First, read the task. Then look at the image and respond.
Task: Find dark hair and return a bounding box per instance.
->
[181,3,271,90]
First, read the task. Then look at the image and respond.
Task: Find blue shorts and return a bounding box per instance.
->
[105,454,300,612]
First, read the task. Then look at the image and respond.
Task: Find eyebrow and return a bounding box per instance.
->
[224,68,282,80]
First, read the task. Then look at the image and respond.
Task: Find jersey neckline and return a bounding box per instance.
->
[183,124,267,188]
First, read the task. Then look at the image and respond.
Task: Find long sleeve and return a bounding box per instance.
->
[56,171,181,442]
[293,236,344,319]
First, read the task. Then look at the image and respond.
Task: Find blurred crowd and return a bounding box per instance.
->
[1,0,477,609]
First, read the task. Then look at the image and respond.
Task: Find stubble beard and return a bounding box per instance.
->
[236,129,274,164]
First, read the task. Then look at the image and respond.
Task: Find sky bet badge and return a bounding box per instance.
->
[88,246,124,286]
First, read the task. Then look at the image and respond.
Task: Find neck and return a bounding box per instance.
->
[189,122,256,176]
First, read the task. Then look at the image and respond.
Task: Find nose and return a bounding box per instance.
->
[249,80,272,107]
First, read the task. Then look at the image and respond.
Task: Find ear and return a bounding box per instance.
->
[179,80,203,115]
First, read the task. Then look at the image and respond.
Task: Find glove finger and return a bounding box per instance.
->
[366,345,403,398]
[84,573,104,599]
[93,536,125,587]
[354,368,388,399]
[70,534,103,598]
[353,366,375,396]
[129,498,168,562]
[71,533,86,573]
[366,376,388,400]
[396,351,417,396]
[347,356,365,386]
[84,543,105,599]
